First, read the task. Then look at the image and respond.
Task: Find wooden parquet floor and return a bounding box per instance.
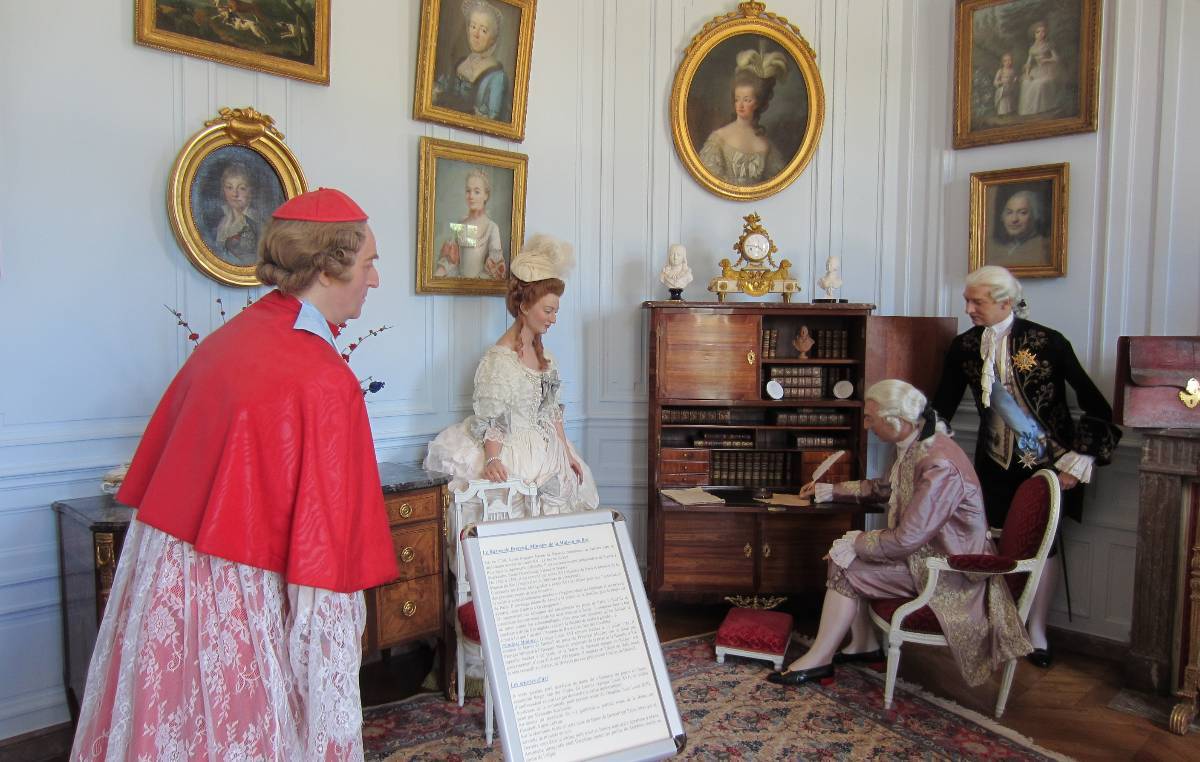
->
[654,603,1200,761]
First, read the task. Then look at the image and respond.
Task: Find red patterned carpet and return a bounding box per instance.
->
[362,634,1066,760]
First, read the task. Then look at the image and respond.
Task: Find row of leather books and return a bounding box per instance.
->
[777,410,848,425]
[711,451,790,485]
[693,432,754,448]
[814,328,851,358]
[760,328,780,358]
[662,408,732,424]
[793,434,848,448]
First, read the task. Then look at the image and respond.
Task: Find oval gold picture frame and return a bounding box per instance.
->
[167,107,307,287]
[671,2,825,201]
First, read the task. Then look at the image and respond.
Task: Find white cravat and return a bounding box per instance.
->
[979,313,1014,408]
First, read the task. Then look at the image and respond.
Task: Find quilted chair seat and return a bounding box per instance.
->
[715,607,794,670]
[458,602,480,643]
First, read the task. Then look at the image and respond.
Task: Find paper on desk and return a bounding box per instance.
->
[661,487,725,505]
[753,493,812,507]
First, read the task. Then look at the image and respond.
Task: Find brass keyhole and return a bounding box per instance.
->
[763,543,772,558]
[743,542,752,558]
[747,350,756,365]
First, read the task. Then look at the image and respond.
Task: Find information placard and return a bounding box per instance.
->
[462,510,685,762]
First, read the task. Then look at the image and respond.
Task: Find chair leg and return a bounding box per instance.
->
[995,658,1017,718]
[485,674,494,745]
[456,642,466,707]
[884,641,902,711]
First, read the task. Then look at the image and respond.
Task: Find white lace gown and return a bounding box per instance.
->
[424,346,599,520]
[70,519,367,761]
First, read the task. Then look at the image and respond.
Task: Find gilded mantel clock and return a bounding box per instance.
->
[708,213,800,302]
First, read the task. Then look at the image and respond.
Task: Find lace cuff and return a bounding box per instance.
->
[287,585,366,759]
[813,483,833,503]
[1054,451,1094,482]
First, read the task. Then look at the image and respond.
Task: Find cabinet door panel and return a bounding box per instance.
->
[661,512,755,592]
[658,312,760,400]
[865,316,957,398]
[758,513,851,594]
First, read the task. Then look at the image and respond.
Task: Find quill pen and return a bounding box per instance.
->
[809,449,846,484]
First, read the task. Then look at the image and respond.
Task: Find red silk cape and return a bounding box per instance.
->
[117,290,398,593]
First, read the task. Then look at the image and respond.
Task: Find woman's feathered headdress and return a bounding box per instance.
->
[510,234,575,283]
[735,47,789,82]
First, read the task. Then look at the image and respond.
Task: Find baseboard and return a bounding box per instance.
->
[0,721,72,761]
[1048,624,1130,663]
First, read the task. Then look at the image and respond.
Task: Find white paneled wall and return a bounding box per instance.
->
[1,0,1197,741]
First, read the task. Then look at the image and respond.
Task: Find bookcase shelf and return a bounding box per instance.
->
[644,301,956,604]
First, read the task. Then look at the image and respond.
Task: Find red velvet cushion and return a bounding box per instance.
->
[457,602,480,643]
[870,599,942,634]
[998,475,1052,602]
[947,554,1017,573]
[715,607,794,654]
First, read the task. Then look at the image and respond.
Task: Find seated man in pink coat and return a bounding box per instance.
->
[769,379,1032,688]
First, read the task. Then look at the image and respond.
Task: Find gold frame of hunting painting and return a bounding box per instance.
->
[416,137,528,296]
[670,1,825,201]
[413,0,538,142]
[953,0,1101,149]
[969,162,1069,279]
[168,108,307,287]
[135,0,330,85]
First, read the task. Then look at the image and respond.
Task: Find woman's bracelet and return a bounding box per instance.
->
[485,455,502,466]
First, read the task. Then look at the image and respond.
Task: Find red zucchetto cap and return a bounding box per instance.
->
[272,187,368,222]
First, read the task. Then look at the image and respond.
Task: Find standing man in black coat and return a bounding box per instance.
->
[932,266,1122,667]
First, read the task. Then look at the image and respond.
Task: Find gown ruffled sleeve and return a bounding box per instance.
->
[467,350,513,445]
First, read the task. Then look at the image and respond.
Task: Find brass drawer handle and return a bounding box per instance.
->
[747,350,756,365]
[743,542,752,558]
[402,600,416,617]
[401,547,416,563]
[763,543,772,558]
[398,503,413,518]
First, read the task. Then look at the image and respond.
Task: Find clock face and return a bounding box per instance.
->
[743,232,770,262]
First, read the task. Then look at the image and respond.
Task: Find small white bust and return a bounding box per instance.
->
[659,243,694,290]
[817,255,843,299]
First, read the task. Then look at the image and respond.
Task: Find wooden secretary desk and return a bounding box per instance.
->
[53,463,451,721]
[643,301,954,603]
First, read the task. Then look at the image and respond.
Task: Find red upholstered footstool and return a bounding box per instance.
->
[715,607,794,671]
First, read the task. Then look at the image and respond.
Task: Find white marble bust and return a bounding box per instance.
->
[660,243,694,290]
[818,255,843,299]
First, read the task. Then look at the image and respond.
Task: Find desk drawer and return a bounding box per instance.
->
[385,488,441,524]
[375,575,442,647]
[660,448,710,463]
[391,523,440,580]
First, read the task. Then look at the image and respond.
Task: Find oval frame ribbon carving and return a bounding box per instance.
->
[167,107,307,287]
[670,2,825,201]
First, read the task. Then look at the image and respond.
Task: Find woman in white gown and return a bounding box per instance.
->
[425,234,599,517]
[698,48,788,187]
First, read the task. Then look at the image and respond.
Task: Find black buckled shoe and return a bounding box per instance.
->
[832,648,885,665]
[766,663,835,687]
[1027,647,1053,669]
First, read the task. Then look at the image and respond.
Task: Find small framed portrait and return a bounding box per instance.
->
[135,0,330,85]
[670,1,825,201]
[413,0,537,142]
[953,0,1101,149]
[969,163,1069,279]
[416,137,528,296]
[168,107,306,287]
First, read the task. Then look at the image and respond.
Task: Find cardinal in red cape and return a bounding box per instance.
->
[71,188,396,762]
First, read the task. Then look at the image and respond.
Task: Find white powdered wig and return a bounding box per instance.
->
[966,265,1028,318]
[865,379,928,435]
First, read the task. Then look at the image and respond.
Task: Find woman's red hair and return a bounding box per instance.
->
[506,277,565,370]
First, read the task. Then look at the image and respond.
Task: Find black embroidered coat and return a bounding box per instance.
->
[931,318,1122,522]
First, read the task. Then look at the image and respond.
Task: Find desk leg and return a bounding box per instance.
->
[1171,542,1200,735]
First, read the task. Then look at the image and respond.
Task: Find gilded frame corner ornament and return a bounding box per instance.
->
[953,0,1101,150]
[415,137,528,296]
[134,0,331,85]
[670,1,825,201]
[413,0,538,142]
[167,107,307,288]
[969,162,1069,280]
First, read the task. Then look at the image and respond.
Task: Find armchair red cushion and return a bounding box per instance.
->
[947,554,1017,573]
[870,599,941,634]
[998,475,1053,600]
[715,607,793,655]
[457,602,480,643]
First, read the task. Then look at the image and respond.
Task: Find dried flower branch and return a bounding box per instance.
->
[341,324,395,362]
[164,304,201,348]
